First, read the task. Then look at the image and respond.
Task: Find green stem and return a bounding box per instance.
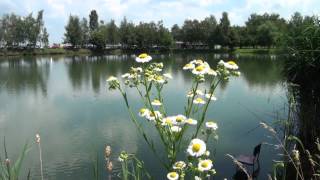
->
[194,78,221,138]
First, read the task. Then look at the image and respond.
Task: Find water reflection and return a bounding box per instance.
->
[0,56,50,96]
[0,54,285,179]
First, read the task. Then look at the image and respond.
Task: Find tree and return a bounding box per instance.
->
[64,15,82,47]
[202,15,217,48]
[106,19,119,44]
[90,25,107,49]
[89,10,99,31]
[171,24,182,41]
[119,17,136,48]
[42,27,49,47]
[216,12,231,47]
[80,18,90,47]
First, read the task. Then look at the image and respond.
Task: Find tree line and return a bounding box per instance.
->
[0,9,318,51]
[64,10,173,50]
[0,10,49,49]
[65,10,317,50]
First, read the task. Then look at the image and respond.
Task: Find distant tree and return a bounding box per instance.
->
[64,15,82,47]
[217,12,231,47]
[90,25,107,49]
[42,27,49,47]
[80,18,90,46]
[229,27,240,49]
[157,21,173,48]
[106,19,119,44]
[119,17,136,48]
[36,10,44,46]
[202,15,218,48]
[171,24,182,41]
[89,10,99,31]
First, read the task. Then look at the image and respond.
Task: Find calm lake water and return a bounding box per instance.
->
[0,53,286,179]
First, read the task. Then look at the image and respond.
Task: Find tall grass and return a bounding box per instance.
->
[0,137,30,180]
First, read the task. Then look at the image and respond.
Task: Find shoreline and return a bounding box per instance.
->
[0,48,282,57]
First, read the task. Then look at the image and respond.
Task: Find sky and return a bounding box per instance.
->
[0,0,319,43]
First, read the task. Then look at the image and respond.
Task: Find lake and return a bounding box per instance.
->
[0,53,286,179]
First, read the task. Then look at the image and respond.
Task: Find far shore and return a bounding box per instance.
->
[0,47,282,57]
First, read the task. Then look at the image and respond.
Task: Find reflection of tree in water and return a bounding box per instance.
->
[66,55,136,93]
[0,57,50,96]
[237,55,284,89]
[65,53,284,95]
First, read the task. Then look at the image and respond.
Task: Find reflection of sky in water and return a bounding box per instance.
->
[0,54,286,179]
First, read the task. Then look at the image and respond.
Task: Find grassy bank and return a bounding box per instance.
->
[0,48,93,56]
[233,48,282,54]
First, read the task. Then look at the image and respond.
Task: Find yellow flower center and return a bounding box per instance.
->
[195,65,205,72]
[169,172,177,178]
[176,162,183,168]
[139,108,146,114]
[156,76,163,81]
[176,117,183,122]
[196,98,203,102]
[192,143,201,152]
[138,53,148,59]
[227,61,236,65]
[201,161,209,168]
[184,64,192,68]
[165,118,172,125]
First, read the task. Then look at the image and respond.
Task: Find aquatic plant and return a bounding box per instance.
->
[107,53,240,179]
[0,137,30,180]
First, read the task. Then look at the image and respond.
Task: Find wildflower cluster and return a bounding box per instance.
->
[107,53,240,179]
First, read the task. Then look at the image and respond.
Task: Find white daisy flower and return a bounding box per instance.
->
[151,99,162,106]
[205,93,217,101]
[121,73,130,78]
[187,138,206,157]
[173,161,186,170]
[195,90,204,95]
[135,53,152,63]
[138,108,150,117]
[146,111,162,121]
[155,76,165,84]
[185,118,197,125]
[106,76,118,82]
[167,172,179,180]
[174,114,187,125]
[171,126,182,133]
[205,150,210,156]
[187,91,194,98]
[208,69,217,76]
[161,116,175,126]
[195,176,201,180]
[192,64,210,75]
[132,67,143,73]
[193,97,206,104]
[183,63,195,70]
[205,121,218,131]
[198,159,213,172]
[154,67,162,72]
[218,60,239,70]
[225,61,239,70]
[163,73,173,79]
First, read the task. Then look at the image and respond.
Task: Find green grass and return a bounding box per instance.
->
[0,48,93,56]
[234,48,281,54]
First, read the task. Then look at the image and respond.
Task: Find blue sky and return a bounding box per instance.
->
[1,0,319,43]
